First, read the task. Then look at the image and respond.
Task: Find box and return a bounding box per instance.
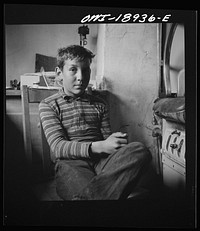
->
[20,73,41,88]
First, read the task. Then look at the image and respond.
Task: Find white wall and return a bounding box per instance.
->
[97,23,160,165]
[5,24,98,86]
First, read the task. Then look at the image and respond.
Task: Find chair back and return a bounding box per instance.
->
[21,85,58,182]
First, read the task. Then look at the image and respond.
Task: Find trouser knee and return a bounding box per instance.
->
[55,160,95,200]
[126,141,152,163]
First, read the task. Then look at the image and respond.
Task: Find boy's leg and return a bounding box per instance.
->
[73,142,152,200]
[55,159,96,200]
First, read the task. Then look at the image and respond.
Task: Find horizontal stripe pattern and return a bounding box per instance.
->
[39,90,111,162]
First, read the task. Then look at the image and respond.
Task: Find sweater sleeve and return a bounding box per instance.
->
[39,100,92,162]
[98,103,112,140]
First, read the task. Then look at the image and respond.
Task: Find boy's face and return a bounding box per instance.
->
[57,58,91,97]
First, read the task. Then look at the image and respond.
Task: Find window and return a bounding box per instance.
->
[160,23,185,98]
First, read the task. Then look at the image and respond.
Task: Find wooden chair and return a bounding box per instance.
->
[21,85,63,201]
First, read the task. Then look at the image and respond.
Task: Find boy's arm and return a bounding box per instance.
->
[99,103,112,139]
[39,101,91,161]
[90,103,127,156]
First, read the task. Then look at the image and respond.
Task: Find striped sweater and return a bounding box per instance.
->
[39,89,111,162]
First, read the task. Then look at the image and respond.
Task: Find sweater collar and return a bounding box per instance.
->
[58,88,91,103]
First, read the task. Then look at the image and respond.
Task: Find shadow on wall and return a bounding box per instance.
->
[107,93,162,191]
[4,115,40,225]
[103,79,162,192]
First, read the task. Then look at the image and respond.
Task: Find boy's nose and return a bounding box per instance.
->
[76,70,83,82]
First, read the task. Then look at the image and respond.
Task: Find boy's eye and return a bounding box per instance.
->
[69,67,77,72]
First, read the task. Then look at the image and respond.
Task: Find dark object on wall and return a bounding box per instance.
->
[78,25,89,46]
[35,53,57,72]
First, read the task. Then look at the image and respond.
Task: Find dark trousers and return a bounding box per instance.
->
[55,142,152,200]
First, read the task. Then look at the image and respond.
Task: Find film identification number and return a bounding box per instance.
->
[81,13,171,23]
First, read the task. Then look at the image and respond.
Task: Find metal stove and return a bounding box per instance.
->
[152,97,185,193]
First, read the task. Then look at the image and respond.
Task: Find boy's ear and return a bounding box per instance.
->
[55,67,62,76]
[55,67,63,87]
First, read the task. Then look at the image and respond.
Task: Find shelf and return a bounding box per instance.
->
[6,89,21,96]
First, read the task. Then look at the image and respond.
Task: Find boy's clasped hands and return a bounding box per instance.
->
[90,132,128,155]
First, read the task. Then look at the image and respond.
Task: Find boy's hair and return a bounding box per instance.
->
[57,45,95,70]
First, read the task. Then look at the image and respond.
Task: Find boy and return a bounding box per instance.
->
[39,45,151,200]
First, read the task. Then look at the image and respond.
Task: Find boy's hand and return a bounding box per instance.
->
[90,132,128,155]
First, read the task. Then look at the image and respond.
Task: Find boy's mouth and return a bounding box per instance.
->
[74,84,83,89]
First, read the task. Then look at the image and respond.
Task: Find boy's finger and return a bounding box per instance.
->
[113,132,127,137]
[117,138,128,144]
